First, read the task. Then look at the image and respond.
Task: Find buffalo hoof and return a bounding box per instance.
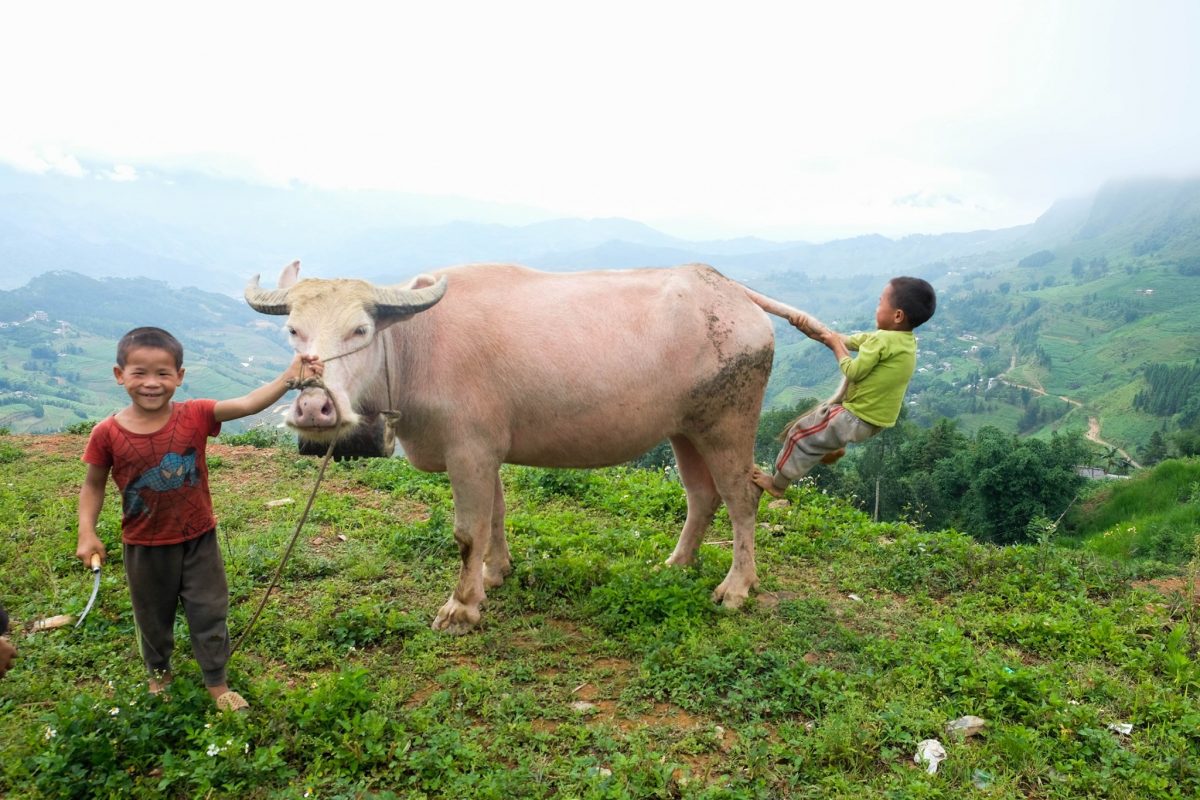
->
[664,552,697,568]
[432,597,481,635]
[711,575,757,609]
[483,562,512,589]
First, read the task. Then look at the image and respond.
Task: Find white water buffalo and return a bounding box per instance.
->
[246,260,776,633]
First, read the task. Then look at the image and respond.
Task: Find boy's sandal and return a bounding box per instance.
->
[215,690,250,713]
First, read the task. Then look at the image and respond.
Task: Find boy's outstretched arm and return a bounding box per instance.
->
[820,330,852,362]
[77,463,109,566]
[214,354,323,423]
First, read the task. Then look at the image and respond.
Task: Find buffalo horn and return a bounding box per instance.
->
[243,275,292,315]
[371,275,449,319]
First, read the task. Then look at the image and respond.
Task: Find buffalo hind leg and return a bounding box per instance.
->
[665,435,721,567]
[701,438,761,609]
[432,460,497,634]
[483,472,512,589]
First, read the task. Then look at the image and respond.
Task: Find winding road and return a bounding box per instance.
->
[997,357,1141,469]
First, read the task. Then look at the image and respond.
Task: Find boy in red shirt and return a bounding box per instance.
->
[76,327,321,711]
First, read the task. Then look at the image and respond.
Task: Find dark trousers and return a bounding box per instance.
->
[123,529,230,687]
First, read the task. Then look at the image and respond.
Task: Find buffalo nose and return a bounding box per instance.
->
[293,390,338,428]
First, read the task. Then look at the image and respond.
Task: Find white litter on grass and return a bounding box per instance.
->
[265,498,294,508]
[914,739,946,774]
[847,593,863,602]
[1108,722,1133,736]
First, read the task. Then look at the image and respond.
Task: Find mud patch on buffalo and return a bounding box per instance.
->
[684,346,774,433]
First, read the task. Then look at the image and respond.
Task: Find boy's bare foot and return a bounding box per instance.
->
[820,448,846,465]
[148,672,172,695]
[751,468,786,499]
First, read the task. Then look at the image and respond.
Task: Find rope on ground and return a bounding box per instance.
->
[230,438,337,659]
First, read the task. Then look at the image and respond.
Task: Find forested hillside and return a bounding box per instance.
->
[756,177,1200,459]
[0,272,292,432]
[2,175,1198,458]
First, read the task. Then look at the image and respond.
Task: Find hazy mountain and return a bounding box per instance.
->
[3,167,1199,450]
[0,162,1093,292]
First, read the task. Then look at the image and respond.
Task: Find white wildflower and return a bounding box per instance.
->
[109,707,120,716]
[44,727,57,740]
[207,743,221,757]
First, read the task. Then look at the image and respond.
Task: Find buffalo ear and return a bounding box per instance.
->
[278,260,301,289]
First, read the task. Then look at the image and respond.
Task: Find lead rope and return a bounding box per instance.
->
[230,357,339,658]
[230,340,397,658]
[230,437,335,658]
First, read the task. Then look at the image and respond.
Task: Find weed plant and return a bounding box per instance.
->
[1,432,1199,798]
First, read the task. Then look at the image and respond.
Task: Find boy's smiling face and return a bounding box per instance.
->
[115,346,185,414]
[875,284,908,331]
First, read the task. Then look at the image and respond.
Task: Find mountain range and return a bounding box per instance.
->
[1,165,1198,455]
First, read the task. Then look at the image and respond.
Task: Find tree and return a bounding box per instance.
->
[1140,430,1169,466]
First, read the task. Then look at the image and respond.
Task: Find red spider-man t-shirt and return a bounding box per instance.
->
[83,400,221,546]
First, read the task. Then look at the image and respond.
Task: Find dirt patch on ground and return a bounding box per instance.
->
[22,433,85,459]
[1135,575,1200,601]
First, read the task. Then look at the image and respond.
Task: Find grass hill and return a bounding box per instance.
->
[2,433,1198,798]
[1067,457,1200,563]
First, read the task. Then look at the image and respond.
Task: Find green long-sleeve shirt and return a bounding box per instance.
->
[838,329,917,428]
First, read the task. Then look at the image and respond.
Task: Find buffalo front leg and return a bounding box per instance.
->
[432,462,498,634]
[483,472,512,589]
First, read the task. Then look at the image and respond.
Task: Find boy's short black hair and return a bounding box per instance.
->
[889,277,937,329]
[117,327,184,369]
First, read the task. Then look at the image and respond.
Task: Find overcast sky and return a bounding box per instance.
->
[2,0,1198,241]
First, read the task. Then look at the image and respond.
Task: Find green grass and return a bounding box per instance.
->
[2,433,1199,798]
[1067,458,1200,562]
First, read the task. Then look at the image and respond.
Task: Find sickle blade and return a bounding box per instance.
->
[75,567,102,628]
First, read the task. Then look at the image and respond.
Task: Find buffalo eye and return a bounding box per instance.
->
[287,326,298,337]
[353,326,369,337]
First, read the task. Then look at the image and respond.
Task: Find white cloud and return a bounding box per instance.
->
[0,142,87,178]
[102,164,138,182]
[0,0,1197,240]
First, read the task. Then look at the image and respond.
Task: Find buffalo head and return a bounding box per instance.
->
[245,261,447,443]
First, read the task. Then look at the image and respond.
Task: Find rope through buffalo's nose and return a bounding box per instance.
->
[283,338,374,391]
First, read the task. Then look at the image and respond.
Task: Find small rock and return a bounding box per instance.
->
[767,499,790,509]
[570,700,597,713]
[946,715,987,738]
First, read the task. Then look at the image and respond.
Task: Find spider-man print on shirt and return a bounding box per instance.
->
[83,400,222,546]
[121,447,201,520]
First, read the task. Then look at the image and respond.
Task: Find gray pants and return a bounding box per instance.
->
[123,529,230,687]
[772,404,880,489]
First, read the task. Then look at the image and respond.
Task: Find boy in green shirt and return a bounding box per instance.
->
[754,276,936,497]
